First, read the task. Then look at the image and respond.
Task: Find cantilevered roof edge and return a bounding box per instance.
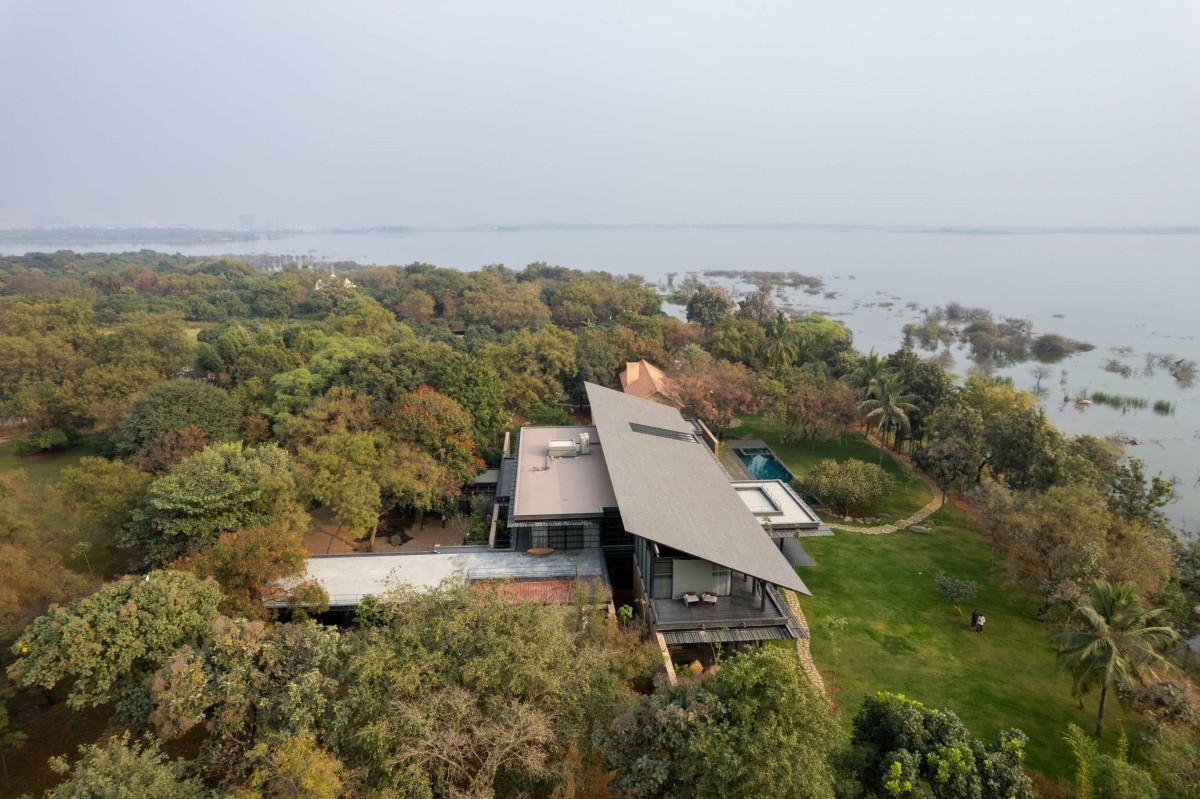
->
[584,382,811,596]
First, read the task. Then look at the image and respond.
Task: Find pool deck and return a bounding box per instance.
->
[726,438,796,481]
[727,437,769,450]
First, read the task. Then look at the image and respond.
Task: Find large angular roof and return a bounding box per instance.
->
[585,383,810,595]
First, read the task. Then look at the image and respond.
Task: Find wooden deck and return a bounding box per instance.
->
[650,578,793,631]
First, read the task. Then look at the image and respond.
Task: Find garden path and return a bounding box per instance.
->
[783,589,825,690]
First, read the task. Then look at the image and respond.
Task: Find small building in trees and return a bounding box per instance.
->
[617,359,680,409]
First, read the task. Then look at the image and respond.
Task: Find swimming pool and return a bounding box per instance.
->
[736,447,795,483]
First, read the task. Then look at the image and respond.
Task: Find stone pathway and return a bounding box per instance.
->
[783,590,825,689]
[822,487,942,535]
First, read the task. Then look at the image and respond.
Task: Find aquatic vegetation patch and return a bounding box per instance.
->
[1152,400,1175,416]
[1090,391,1149,411]
[1143,353,1197,387]
[900,301,1093,366]
[1101,358,1134,378]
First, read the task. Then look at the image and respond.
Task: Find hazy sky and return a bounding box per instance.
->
[2,1,1198,229]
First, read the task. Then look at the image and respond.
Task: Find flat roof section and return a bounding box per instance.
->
[511,426,617,520]
[732,480,826,533]
[291,548,609,608]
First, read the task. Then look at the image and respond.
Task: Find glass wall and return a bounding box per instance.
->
[512,519,601,549]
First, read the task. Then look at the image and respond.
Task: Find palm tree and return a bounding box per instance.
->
[760,312,799,370]
[847,349,885,398]
[857,375,918,464]
[1053,580,1179,738]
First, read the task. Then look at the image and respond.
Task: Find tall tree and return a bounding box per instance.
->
[857,375,918,464]
[297,431,456,551]
[600,648,840,799]
[665,349,756,438]
[381,386,485,486]
[149,617,342,777]
[735,278,776,324]
[7,570,222,713]
[44,733,210,799]
[760,311,799,370]
[1053,580,1180,737]
[777,376,858,446]
[847,349,886,398]
[174,523,315,618]
[116,378,242,459]
[850,691,1033,799]
[0,473,94,631]
[883,347,955,448]
[918,399,987,487]
[123,442,307,567]
[337,581,656,798]
[684,284,733,331]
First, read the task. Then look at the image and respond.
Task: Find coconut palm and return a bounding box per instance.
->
[760,312,799,370]
[847,349,886,398]
[1053,580,1179,737]
[857,375,918,464]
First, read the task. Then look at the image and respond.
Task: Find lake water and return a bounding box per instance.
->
[5,228,1198,529]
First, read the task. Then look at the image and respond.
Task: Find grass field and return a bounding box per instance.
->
[0,435,102,485]
[800,513,1139,781]
[733,419,1140,780]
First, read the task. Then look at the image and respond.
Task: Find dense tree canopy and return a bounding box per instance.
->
[123,442,307,567]
[44,734,210,799]
[116,378,242,459]
[2,252,1195,796]
[600,647,840,799]
[850,691,1034,799]
[8,570,222,713]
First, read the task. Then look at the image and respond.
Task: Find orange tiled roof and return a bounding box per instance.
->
[478,580,576,604]
[619,359,669,399]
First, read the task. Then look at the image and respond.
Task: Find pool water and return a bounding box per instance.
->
[737,448,794,482]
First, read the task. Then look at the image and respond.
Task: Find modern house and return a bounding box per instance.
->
[288,382,823,667]
[500,383,813,663]
[617,359,680,409]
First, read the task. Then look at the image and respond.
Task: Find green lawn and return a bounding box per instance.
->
[732,417,1139,780]
[800,511,1139,781]
[732,415,933,522]
[0,435,102,485]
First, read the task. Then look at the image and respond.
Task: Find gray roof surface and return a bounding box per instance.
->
[511,426,617,520]
[585,383,811,595]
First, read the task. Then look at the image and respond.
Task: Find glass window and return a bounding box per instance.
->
[712,567,732,596]
[651,559,673,600]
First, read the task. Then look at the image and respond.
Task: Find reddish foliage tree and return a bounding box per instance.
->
[665,351,756,437]
[382,386,485,485]
[134,425,210,473]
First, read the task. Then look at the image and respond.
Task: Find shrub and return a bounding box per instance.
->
[794,458,893,516]
[1031,333,1094,361]
[11,426,76,455]
[527,403,573,426]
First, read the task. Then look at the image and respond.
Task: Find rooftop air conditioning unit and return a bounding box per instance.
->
[548,439,577,458]
[577,432,590,455]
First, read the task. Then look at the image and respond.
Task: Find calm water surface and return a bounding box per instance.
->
[6,228,1198,528]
